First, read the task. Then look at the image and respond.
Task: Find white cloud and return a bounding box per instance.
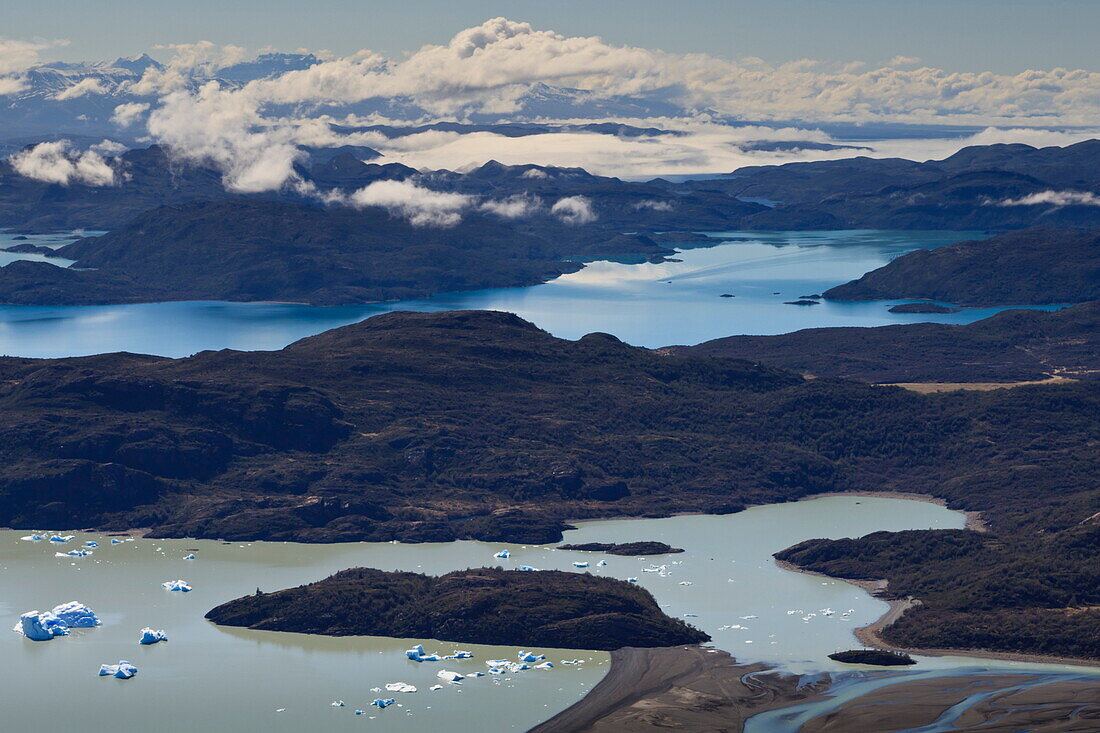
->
[1000,190,1100,207]
[551,196,596,225]
[633,199,674,211]
[0,37,67,95]
[68,18,1100,191]
[52,77,109,100]
[480,194,542,219]
[111,102,150,127]
[90,139,128,155]
[348,179,472,226]
[888,56,922,67]
[9,140,117,186]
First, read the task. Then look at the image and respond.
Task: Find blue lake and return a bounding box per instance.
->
[0,229,1060,358]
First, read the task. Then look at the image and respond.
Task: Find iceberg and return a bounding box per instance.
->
[494,549,510,559]
[443,649,473,660]
[429,685,443,691]
[56,549,92,557]
[139,627,168,645]
[516,565,538,571]
[98,660,137,679]
[518,651,544,662]
[13,611,68,641]
[627,577,638,582]
[572,561,589,568]
[405,644,441,662]
[110,539,124,545]
[436,670,464,683]
[20,534,45,542]
[183,554,196,560]
[385,682,417,693]
[597,560,608,567]
[161,579,192,592]
[370,698,396,709]
[52,601,101,628]
[49,535,74,543]
[331,700,345,707]
[535,661,554,669]
[84,541,99,548]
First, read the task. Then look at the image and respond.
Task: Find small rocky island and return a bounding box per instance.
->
[887,303,961,314]
[206,567,708,650]
[557,541,684,556]
[828,649,916,666]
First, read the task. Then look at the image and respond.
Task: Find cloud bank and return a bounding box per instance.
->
[9,140,118,186]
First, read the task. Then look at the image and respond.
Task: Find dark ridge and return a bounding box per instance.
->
[205,567,708,650]
[673,300,1100,383]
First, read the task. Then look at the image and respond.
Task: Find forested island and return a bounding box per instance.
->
[557,542,684,556]
[206,567,707,650]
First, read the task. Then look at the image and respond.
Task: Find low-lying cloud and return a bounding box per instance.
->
[551,196,597,224]
[1000,190,1100,207]
[347,179,472,227]
[9,140,118,186]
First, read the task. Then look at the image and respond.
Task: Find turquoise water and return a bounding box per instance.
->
[0,230,1061,358]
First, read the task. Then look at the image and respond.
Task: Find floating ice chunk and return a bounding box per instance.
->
[84,541,99,548]
[429,685,443,691]
[57,549,92,557]
[354,709,366,715]
[518,651,544,662]
[370,687,381,693]
[820,608,835,616]
[572,561,589,568]
[385,682,417,693]
[162,579,192,592]
[49,535,74,543]
[467,671,485,677]
[99,660,137,679]
[13,611,68,640]
[683,613,698,617]
[627,577,638,583]
[110,539,124,545]
[561,659,584,665]
[21,534,45,542]
[678,581,693,586]
[596,560,607,566]
[405,644,441,662]
[487,659,509,667]
[516,565,538,572]
[436,670,464,683]
[331,700,345,707]
[443,649,474,660]
[52,601,100,628]
[371,698,396,709]
[740,615,758,620]
[535,662,554,669]
[139,627,168,645]
[494,549,510,559]
[183,554,196,560]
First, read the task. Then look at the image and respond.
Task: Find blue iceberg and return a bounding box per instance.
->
[161,579,192,592]
[98,660,137,679]
[139,627,168,645]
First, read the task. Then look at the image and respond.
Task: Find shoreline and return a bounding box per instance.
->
[528,645,828,733]
[774,558,1100,670]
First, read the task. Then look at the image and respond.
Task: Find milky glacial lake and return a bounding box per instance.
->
[5,496,1093,732]
[0,229,1061,359]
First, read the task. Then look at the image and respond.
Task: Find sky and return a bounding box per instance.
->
[8,0,1100,73]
